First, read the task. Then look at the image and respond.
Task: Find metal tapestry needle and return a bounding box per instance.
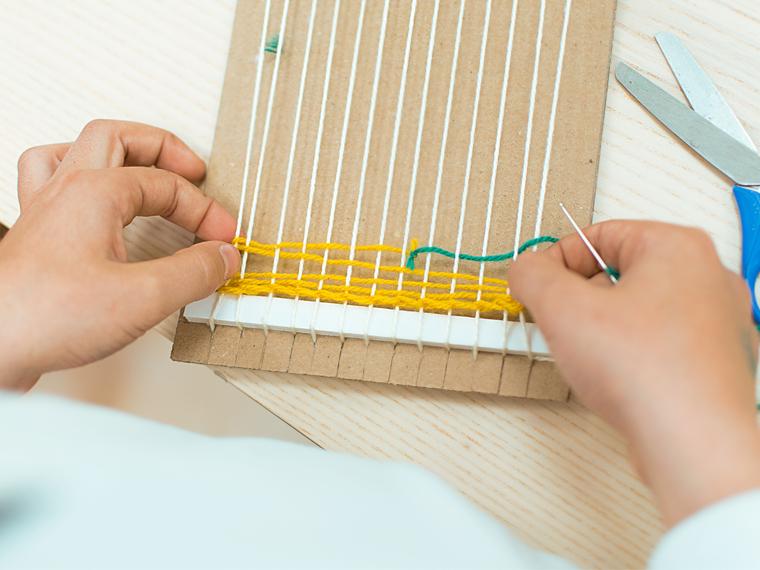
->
[559,202,619,284]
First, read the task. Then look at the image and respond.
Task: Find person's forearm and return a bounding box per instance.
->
[0,264,39,390]
[626,386,760,526]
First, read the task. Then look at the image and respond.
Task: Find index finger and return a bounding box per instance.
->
[506,220,690,326]
[546,220,680,279]
[77,167,235,242]
[57,119,206,183]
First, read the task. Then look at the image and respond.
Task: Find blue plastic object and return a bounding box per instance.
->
[733,185,760,323]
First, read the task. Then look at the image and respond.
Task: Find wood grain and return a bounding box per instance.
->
[2,0,759,567]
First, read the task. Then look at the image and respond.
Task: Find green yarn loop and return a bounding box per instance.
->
[405,236,560,270]
[264,34,280,54]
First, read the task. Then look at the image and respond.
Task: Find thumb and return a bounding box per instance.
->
[508,250,592,332]
[129,241,241,322]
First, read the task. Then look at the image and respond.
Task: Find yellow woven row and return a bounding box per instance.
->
[221,239,523,315]
[233,271,509,294]
[232,239,511,287]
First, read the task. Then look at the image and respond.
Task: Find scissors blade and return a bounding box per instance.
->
[616,62,760,187]
[655,32,756,151]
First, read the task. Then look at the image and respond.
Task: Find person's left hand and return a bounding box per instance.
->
[0,120,241,390]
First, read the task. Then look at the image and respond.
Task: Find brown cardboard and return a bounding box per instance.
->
[337,338,367,380]
[362,342,394,383]
[172,0,616,401]
[287,333,315,374]
[207,326,240,367]
[499,356,532,398]
[388,344,422,386]
[528,359,571,401]
[236,329,266,368]
[260,331,294,371]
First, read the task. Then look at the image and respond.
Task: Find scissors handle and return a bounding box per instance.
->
[733,185,760,323]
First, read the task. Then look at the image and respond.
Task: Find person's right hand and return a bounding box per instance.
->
[508,221,760,527]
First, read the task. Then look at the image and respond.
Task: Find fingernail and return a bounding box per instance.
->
[219,244,240,279]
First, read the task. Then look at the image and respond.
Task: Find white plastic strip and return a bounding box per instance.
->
[185,297,549,356]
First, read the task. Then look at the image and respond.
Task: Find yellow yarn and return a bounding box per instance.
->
[221,239,523,316]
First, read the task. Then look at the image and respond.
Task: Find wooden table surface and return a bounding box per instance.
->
[3,1,758,567]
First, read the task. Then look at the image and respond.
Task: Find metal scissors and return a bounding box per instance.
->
[616,32,760,323]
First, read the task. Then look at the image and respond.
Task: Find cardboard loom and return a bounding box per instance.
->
[172,0,617,400]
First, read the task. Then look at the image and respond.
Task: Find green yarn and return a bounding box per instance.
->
[264,34,280,54]
[405,236,623,281]
[405,236,559,270]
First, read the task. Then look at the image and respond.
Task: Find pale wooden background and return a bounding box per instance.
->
[2,1,758,567]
